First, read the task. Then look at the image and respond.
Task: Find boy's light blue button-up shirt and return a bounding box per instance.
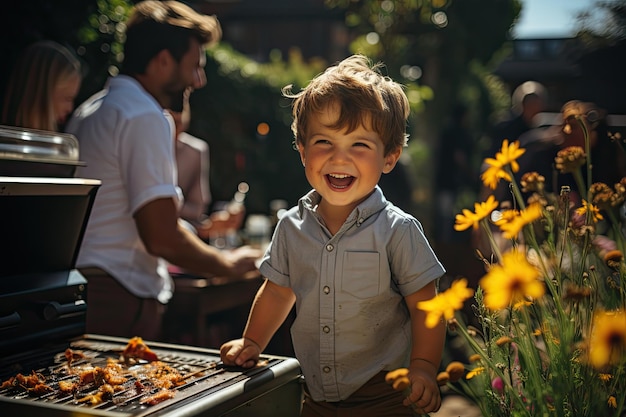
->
[259,186,445,402]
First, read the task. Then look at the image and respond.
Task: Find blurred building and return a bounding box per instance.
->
[495,37,626,115]
[196,0,350,64]
[196,1,626,116]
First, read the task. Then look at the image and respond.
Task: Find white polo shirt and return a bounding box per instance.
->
[66,75,180,303]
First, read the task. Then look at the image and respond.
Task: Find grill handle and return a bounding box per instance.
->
[0,311,21,329]
[43,300,87,320]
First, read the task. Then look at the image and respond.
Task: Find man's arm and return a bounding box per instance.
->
[134,197,258,277]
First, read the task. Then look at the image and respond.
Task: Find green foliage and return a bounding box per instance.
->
[75,0,132,101]
[189,45,326,213]
[324,0,522,223]
[576,0,626,42]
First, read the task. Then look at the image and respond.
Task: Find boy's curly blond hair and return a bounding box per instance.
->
[283,54,410,156]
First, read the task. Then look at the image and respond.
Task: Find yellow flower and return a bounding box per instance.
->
[392,376,410,391]
[590,182,614,211]
[575,200,604,223]
[468,354,482,362]
[447,278,476,301]
[495,208,518,223]
[495,202,543,240]
[436,371,450,386]
[598,373,612,382]
[481,164,512,190]
[589,310,626,369]
[480,139,525,189]
[454,196,499,231]
[496,336,513,347]
[445,361,466,382]
[385,368,411,392]
[604,250,624,269]
[495,139,525,169]
[385,368,408,383]
[417,278,475,328]
[612,178,626,207]
[466,366,485,379]
[454,208,479,231]
[555,146,586,173]
[479,251,545,311]
[608,396,617,408]
[513,299,533,310]
[520,171,545,193]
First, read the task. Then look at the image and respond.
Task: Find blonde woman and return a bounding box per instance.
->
[2,40,82,131]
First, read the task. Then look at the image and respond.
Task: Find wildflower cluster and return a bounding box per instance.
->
[388,106,626,416]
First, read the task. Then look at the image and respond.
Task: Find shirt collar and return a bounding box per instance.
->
[298,185,388,226]
[107,75,163,110]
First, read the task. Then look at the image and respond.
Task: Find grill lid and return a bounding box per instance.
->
[0,124,80,163]
[0,125,85,177]
[0,176,100,277]
[0,176,101,356]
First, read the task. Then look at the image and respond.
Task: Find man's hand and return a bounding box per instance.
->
[197,206,245,240]
[223,246,262,277]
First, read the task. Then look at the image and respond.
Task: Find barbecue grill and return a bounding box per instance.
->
[0,176,303,417]
[0,125,85,177]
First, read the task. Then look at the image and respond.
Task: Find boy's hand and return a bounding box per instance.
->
[403,363,441,413]
[219,338,261,368]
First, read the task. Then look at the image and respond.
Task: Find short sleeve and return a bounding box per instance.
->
[390,218,445,296]
[258,219,291,287]
[120,112,179,213]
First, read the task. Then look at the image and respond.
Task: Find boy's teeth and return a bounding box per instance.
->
[329,174,349,178]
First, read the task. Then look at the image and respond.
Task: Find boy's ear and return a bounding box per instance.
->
[382,147,402,174]
[298,144,306,167]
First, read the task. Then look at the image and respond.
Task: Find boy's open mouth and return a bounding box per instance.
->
[326,173,354,189]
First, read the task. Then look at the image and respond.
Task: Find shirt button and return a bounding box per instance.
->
[326,244,334,251]
[323,286,330,294]
[323,366,331,373]
[323,326,330,333]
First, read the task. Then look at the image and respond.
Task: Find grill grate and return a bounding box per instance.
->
[0,337,274,416]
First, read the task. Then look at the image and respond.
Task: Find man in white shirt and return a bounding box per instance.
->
[66,0,260,340]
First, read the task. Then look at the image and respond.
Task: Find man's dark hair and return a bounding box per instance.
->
[121,0,221,75]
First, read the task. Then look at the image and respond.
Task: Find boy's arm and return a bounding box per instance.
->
[403,280,446,413]
[220,279,296,368]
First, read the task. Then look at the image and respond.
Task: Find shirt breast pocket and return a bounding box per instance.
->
[341,251,384,299]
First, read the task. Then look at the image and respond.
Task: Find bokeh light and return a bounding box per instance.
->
[257,122,270,136]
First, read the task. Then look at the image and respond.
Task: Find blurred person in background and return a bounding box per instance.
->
[1,40,81,132]
[476,99,626,256]
[478,81,548,204]
[483,81,547,160]
[167,89,244,241]
[66,0,260,341]
[516,100,626,202]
